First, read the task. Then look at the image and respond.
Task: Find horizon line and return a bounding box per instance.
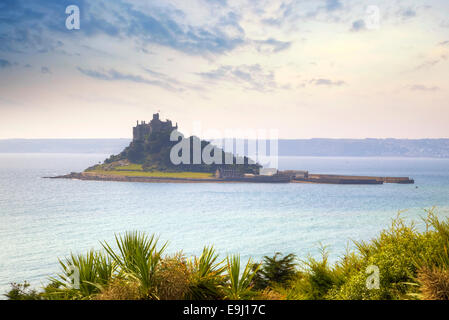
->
[1,137,449,140]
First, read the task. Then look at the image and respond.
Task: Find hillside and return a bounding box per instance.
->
[278,138,449,158]
[89,129,260,174]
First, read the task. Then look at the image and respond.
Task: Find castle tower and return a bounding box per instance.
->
[133,113,177,142]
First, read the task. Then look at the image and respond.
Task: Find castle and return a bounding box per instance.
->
[133,113,178,142]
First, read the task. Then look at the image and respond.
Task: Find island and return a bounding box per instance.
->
[47,113,414,185]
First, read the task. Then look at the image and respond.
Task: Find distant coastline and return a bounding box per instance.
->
[1,138,449,158]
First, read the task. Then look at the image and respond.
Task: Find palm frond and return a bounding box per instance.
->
[101,231,167,298]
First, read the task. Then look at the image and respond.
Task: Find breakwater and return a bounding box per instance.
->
[295,174,414,185]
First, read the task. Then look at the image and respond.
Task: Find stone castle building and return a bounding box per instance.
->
[133,113,178,142]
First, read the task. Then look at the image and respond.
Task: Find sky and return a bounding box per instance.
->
[0,0,448,139]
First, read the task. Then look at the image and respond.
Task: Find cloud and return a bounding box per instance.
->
[41,66,51,74]
[409,84,440,92]
[350,19,366,32]
[0,0,246,56]
[399,8,417,19]
[325,0,343,12]
[142,67,169,79]
[311,78,346,87]
[77,67,183,92]
[142,67,203,91]
[205,0,228,6]
[253,38,291,53]
[413,54,448,71]
[123,6,245,55]
[0,0,68,53]
[197,64,281,91]
[438,40,449,46]
[260,0,345,29]
[0,58,12,68]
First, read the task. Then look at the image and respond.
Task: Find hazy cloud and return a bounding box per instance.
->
[409,84,440,92]
[41,66,51,74]
[325,0,343,12]
[123,6,245,55]
[311,78,346,87]
[142,67,203,91]
[350,19,366,32]
[253,38,292,53]
[414,54,448,71]
[77,67,182,92]
[260,0,345,29]
[399,8,417,19]
[0,0,245,56]
[197,64,280,91]
[0,58,12,68]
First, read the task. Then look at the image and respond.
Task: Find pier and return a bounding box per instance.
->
[279,171,414,185]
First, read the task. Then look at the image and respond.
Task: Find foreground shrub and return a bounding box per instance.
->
[6,209,449,300]
[286,247,339,300]
[101,231,167,299]
[254,288,286,300]
[4,282,42,300]
[417,266,449,300]
[46,250,115,299]
[252,253,297,290]
[223,255,259,300]
[155,253,191,300]
[186,246,226,300]
[94,279,142,300]
[333,210,449,300]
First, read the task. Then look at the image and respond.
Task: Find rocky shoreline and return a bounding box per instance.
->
[45,171,414,185]
[44,172,233,183]
[44,171,293,183]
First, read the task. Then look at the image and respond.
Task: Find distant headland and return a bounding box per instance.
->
[47,113,414,185]
[2,138,449,158]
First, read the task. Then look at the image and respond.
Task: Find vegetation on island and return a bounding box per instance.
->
[85,163,215,180]
[5,208,449,300]
[87,129,260,175]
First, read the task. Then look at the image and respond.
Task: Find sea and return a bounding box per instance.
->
[1,153,449,296]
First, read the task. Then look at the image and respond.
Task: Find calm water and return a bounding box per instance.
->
[1,153,449,295]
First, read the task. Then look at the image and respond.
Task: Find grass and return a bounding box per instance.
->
[5,208,449,300]
[114,164,144,171]
[85,161,215,179]
[86,169,214,179]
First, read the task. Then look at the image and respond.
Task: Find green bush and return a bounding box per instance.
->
[45,250,115,300]
[332,210,449,300]
[4,282,42,300]
[186,246,226,300]
[101,231,167,299]
[285,247,339,300]
[5,209,449,300]
[252,253,297,290]
[223,255,259,300]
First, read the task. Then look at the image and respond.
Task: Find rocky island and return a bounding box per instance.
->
[50,113,281,183]
[48,113,414,185]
